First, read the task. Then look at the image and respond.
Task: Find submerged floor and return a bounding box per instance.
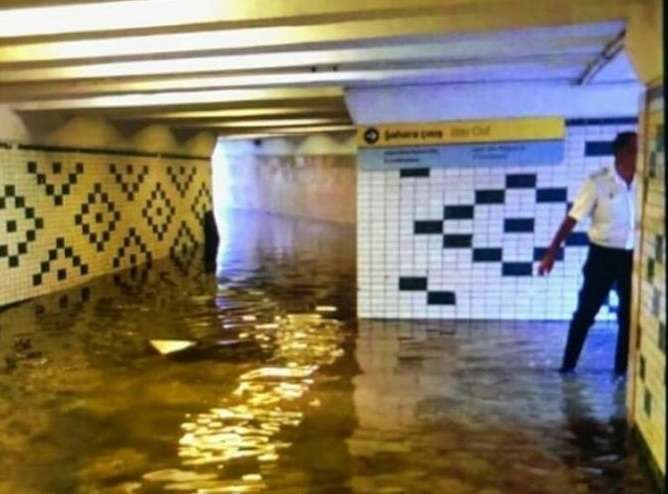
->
[0,212,659,493]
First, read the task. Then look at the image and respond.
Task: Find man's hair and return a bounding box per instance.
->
[612,131,637,155]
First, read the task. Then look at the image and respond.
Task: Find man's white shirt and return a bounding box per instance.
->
[568,164,635,250]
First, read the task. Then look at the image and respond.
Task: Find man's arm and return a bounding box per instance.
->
[538,216,577,275]
[538,177,596,276]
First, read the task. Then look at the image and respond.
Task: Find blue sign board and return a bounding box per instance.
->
[359,140,564,171]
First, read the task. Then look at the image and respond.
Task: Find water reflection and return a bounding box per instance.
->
[144,310,346,492]
[0,212,659,493]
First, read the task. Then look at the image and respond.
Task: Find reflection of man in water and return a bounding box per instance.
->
[539,132,638,376]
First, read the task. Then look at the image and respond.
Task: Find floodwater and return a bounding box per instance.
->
[0,212,659,494]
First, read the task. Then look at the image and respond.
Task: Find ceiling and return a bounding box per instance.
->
[0,0,640,140]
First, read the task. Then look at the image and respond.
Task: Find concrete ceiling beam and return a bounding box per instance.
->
[11,87,346,112]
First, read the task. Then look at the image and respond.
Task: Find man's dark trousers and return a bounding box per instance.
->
[561,242,633,374]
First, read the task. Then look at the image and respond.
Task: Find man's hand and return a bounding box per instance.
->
[538,252,556,276]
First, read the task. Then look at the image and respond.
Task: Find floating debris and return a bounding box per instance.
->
[315,305,337,313]
[149,340,196,356]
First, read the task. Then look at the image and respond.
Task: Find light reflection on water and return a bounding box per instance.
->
[0,212,660,494]
[150,312,346,493]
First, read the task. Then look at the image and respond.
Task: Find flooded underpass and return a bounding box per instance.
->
[0,212,659,494]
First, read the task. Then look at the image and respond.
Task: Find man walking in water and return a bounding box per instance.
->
[538,132,638,376]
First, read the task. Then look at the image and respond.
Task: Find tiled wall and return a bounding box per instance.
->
[631,85,665,476]
[213,152,356,224]
[0,143,212,307]
[357,117,637,320]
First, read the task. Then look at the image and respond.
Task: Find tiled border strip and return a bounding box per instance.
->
[0,143,210,161]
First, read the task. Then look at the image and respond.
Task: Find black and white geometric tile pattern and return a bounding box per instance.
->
[358,118,636,320]
[167,164,196,197]
[32,237,88,286]
[142,183,175,241]
[112,228,152,270]
[0,185,44,269]
[75,183,121,252]
[0,148,210,307]
[109,163,148,201]
[631,87,665,472]
[170,221,201,275]
[27,160,84,206]
[191,181,212,226]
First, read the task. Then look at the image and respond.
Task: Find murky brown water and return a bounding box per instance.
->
[0,212,659,493]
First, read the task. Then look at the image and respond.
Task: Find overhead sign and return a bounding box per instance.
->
[357,117,565,148]
[359,141,564,170]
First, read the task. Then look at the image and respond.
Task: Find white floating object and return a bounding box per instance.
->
[149,340,196,355]
[241,315,257,322]
[315,305,337,313]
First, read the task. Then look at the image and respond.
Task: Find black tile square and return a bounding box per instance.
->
[48,249,57,261]
[81,265,89,275]
[25,208,34,219]
[5,185,15,197]
[444,205,474,220]
[27,161,37,173]
[502,262,533,276]
[443,234,472,248]
[35,218,44,229]
[585,141,613,157]
[427,291,456,305]
[565,232,589,246]
[659,323,665,353]
[475,190,505,204]
[15,197,24,208]
[643,389,652,417]
[533,247,564,261]
[46,184,55,195]
[52,162,62,173]
[57,268,67,281]
[6,220,16,233]
[54,196,63,206]
[33,274,42,286]
[656,235,664,263]
[400,168,430,178]
[56,238,65,248]
[504,218,534,233]
[399,277,427,291]
[536,188,568,203]
[414,221,443,234]
[639,355,646,380]
[647,259,655,281]
[473,248,503,262]
[0,245,7,257]
[506,174,536,188]
[9,256,19,268]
